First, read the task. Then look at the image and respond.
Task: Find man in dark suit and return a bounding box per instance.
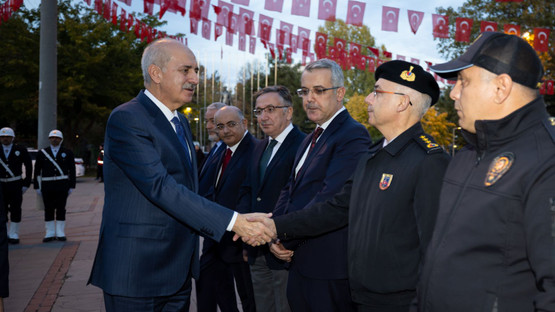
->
[33,130,76,242]
[88,38,273,311]
[271,59,371,311]
[197,105,257,312]
[0,183,9,308]
[0,127,32,244]
[237,86,306,312]
[198,102,226,179]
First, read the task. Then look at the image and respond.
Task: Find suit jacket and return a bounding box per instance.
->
[237,126,306,269]
[273,109,371,279]
[0,144,32,187]
[200,132,256,264]
[33,146,76,192]
[199,142,226,199]
[89,90,234,297]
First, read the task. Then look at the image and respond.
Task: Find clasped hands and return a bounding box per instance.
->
[232,213,294,262]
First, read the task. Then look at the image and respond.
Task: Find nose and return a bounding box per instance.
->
[365,93,374,106]
[190,72,199,85]
[450,80,461,101]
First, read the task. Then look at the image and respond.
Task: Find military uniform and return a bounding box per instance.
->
[33,130,76,242]
[0,127,32,244]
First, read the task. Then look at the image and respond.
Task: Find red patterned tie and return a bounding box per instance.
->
[308,127,323,154]
[219,148,232,181]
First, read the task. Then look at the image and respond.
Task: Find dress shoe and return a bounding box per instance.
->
[43,237,55,243]
[8,238,19,245]
[57,236,67,242]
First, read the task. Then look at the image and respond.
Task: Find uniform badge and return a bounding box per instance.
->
[400,66,416,82]
[379,173,393,190]
[15,151,20,156]
[61,152,66,158]
[484,152,514,187]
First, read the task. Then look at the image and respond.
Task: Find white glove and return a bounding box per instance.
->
[22,187,28,194]
[68,188,74,195]
[36,189,42,196]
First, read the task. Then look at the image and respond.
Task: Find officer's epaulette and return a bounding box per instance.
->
[543,117,555,143]
[414,133,443,154]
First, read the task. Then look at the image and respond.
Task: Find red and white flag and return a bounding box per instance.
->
[315,32,328,59]
[534,27,550,52]
[455,17,473,42]
[480,21,497,33]
[214,23,223,40]
[318,0,337,21]
[231,0,249,4]
[249,35,256,54]
[381,6,399,32]
[202,18,211,40]
[432,14,449,38]
[368,46,379,58]
[238,8,254,35]
[346,1,365,26]
[546,80,554,95]
[258,14,274,44]
[503,24,520,36]
[225,30,233,46]
[411,58,420,65]
[367,56,376,72]
[396,54,406,61]
[279,21,293,46]
[350,42,361,66]
[190,18,200,35]
[265,0,284,13]
[298,27,311,52]
[216,1,233,28]
[238,32,246,51]
[285,48,292,64]
[290,34,298,53]
[407,10,424,34]
[291,0,310,17]
[228,12,239,34]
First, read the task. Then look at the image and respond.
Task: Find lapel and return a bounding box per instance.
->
[252,138,268,191]
[217,132,252,190]
[259,127,297,189]
[200,142,224,178]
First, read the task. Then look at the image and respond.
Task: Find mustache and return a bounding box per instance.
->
[182,83,196,90]
[305,103,319,109]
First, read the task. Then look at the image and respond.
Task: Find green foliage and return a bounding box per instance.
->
[421,108,457,148]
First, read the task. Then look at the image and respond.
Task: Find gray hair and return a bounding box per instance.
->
[141,38,182,86]
[398,85,432,118]
[207,102,227,111]
[216,105,245,121]
[304,59,344,88]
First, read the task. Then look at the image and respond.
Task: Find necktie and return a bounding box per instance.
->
[308,127,324,155]
[171,117,192,167]
[218,148,232,185]
[4,149,8,159]
[259,139,278,183]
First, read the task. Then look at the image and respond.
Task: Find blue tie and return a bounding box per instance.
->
[171,117,193,167]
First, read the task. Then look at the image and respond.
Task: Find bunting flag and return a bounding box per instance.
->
[190,17,199,34]
[432,14,449,38]
[333,37,346,63]
[480,21,497,33]
[120,0,131,5]
[258,14,274,44]
[455,17,473,42]
[215,23,223,40]
[249,35,256,54]
[279,21,293,46]
[547,80,554,95]
[238,8,254,35]
[216,1,233,28]
[290,34,298,53]
[277,43,285,59]
[357,55,368,71]
[231,0,249,4]
[346,1,365,26]
[228,12,239,34]
[111,1,118,26]
[268,42,276,59]
[189,0,202,19]
[396,54,406,60]
[534,27,550,52]
[349,42,362,66]
[411,57,420,65]
[143,0,153,15]
[225,30,234,46]
[381,6,399,32]
[382,50,392,59]
[368,46,380,58]
[315,32,328,59]
[503,23,520,36]
[265,0,284,13]
[285,48,292,64]
[407,10,424,34]
[318,0,337,21]
[120,8,129,31]
[298,27,311,52]
[291,0,310,17]
[367,56,376,72]
[202,18,211,40]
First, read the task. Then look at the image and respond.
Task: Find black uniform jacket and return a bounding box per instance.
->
[418,98,555,312]
[33,146,76,192]
[0,144,32,187]
[274,122,450,305]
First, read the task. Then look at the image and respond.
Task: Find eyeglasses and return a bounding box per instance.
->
[296,86,340,97]
[371,89,412,106]
[216,121,240,130]
[253,105,290,116]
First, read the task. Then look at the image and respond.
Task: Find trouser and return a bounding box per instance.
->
[250,254,291,312]
[196,255,239,312]
[42,189,68,221]
[1,181,23,222]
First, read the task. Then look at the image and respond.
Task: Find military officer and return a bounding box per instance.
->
[0,127,32,244]
[33,130,76,242]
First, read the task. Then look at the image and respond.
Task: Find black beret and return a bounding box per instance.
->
[375,60,440,105]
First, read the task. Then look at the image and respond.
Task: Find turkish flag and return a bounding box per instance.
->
[298,27,311,52]
[226,30,234,46]
[357,55,367,71]
[238,33,246,51]
[279,21,293,46]
[455,17,473,42]
[103,0,112,20]
[285,48,292,64]
[120,9,128,31]
[318,0,337,21]
[302,52,315,66]
[238,8,254,35]
[346,1,365,26]
[249,35,256,54]
[432,14,449,38]
[382,6,399,32]
[111,2,118,26]
[315,32,328,59]
[407,10,424,34]
[503,24,520,36]
[547,80,554,95]
[411,58,420,65]
[396,54,406,61]
[277,43,285,60]
[328,46,337,61]
[290,34,298,54]
[231,0,249,4]
[143,0,153,15]
[258,14,273,44]
[160,0,186,18]
[215,23,223,40]
[334,37,346,55]
[126,14,134,33]
[540,82,546,95]
[368,46,379,57]
[350,42,361,66]
[202,18,211,40]
[189,0,202,19]
[376,58,385,68]
[265,0,284,12]
[119,0,131,5]
[228,12,239,34]
[534,27,550,52]
[480,21,497,33]
[190,18,200,35]
[367,56,376,72]
[291,0,310,17]
[216,1,233,28]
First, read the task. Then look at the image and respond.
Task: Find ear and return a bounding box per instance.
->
[493,73,512,104]
[336,87,346,102]
[242,118,248,127]
[286,106,293,121]
[396,94,411,113]
[148,64,163,84]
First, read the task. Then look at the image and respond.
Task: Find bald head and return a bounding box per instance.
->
[141,38,195,87]
[214,106,247,147]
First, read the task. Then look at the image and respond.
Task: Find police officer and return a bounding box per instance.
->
[33,130,76,242]
[0,127,32,244]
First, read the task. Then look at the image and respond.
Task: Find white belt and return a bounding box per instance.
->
[41,175,69,181]
[0,175,22,182]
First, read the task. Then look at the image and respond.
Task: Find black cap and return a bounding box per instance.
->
[375,60,440,104]
[431,32,544,89]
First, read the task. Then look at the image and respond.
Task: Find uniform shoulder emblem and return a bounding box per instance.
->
[415,134,443,154]
[544,117,555,143]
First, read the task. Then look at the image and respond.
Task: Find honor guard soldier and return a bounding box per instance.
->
[0,127,32,244]
[33,130,76,242]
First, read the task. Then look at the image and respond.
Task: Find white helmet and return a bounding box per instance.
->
[48,129,63,139]
[0,127,15,137]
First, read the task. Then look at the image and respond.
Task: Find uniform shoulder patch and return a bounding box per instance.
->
[415,134,443,154]
[544,117,555,143]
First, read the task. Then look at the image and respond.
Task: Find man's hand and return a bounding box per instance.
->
[270,241,294,262]
[232,212,275,246]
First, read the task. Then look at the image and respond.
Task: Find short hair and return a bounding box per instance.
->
[304,59,344,88]
[207,102,227,111]
[141,38,182,86]
[397,85,432,118]
[253,85,293,107]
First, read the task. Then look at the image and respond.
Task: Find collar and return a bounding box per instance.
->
[50,145,60,151]
[144,89,179,123]
[270,123,293,144]
[317,106,346,130]
[2,144,12,150]
[381,122,424,156]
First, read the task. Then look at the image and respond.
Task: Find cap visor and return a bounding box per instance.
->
[431,60,473,80]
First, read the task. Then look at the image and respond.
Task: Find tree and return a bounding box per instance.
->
[434,0,554,112]
[344,93,381,140]
[421,108,457,148]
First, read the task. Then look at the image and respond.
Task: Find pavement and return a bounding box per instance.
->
[3,177,220,312]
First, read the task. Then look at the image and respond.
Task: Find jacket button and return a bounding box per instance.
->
[256,197,261,202]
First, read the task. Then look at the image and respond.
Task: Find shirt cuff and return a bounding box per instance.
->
[226,211,238,231]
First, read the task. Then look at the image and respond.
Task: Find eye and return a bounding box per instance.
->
[266,106,275,113]
[313,87,325,95]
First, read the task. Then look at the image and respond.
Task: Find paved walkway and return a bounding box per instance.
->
[3,177,213,312]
